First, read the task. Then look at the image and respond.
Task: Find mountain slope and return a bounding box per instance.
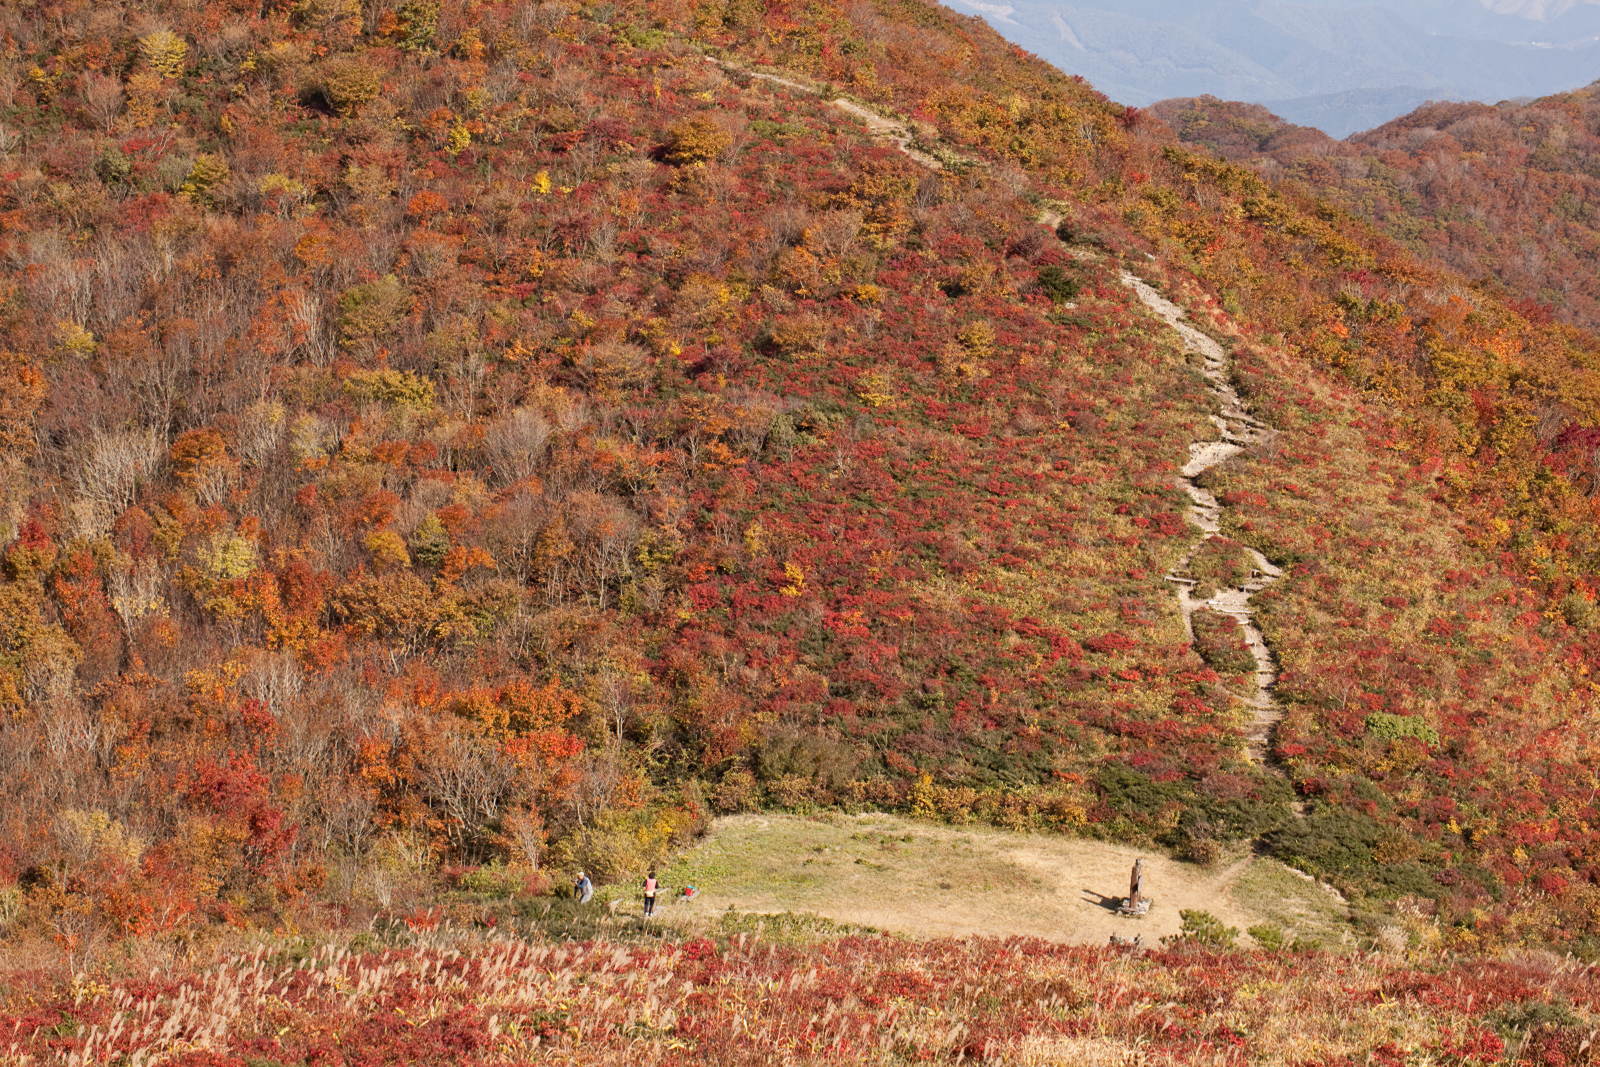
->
[4,0,1600,965]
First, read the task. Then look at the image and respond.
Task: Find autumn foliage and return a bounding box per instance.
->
[2,928,1595,1065]
[1,0,1600,969]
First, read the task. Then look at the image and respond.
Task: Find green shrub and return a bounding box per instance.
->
[1185,536,1258,599]
[1265,806,1383,883]
[1489,998,1580,1043]
[1247,923,1285,951]
[754,729,862,794]
[711,769,759,814]
[1171,811,1223,866]
[1098,764,1291,844]
[1168,909,1238,948]
[94,147,132,186]
[1372,860,1443,899]
[408,513,450,568]
[617,24,668,49]
[1364,712,1439,746]
[1037,265,1082,302]
[456,863,525,898]
[1560,591,1598,630]
[393,0,439,50]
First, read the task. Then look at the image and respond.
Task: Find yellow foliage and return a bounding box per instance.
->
[198,531,258,581]
[909,773,937,818]
[53,809,145,869]
[337,275,411,349]
[854,370,895,409]
[957,320,996,360]
[179,153,230,206]
[743,520,768,557]
[364,530,412,570]
[765,314,827,356]
[124,70,166,127]
[55,321,96,356]
[138,31,188,78]
[662,116,730,166]
[453,28,487,60]
[315,56,382,115]
[779,560,806,598]
[258,172,309,204]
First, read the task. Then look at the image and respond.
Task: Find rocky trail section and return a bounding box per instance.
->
[717,56,1288,764]
[1121,275,1287,763]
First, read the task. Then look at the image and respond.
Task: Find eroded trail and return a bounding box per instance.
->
[1120,274,1285,761]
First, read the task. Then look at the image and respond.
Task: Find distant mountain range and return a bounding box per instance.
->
[1152,81,1600,331]
[947,0,1600,135]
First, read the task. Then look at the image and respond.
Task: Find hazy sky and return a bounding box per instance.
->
[948,0,1600,135]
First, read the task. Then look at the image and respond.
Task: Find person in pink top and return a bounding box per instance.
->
[643,870,658,917]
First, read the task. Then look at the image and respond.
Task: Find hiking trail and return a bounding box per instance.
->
[715,59,1289,762]
[707,58,961,171]
[1121,276,1286,762]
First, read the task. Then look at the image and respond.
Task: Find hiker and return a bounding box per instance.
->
[574,870,593,904]
[643,870,658,917]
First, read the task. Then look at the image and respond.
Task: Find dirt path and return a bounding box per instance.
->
[708,58,963,171]
[664,814,1346,947]
[1120,275,1287,760]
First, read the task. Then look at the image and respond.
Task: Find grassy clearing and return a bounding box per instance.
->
[1230,858,1353,946]
[659,813,1350,947]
